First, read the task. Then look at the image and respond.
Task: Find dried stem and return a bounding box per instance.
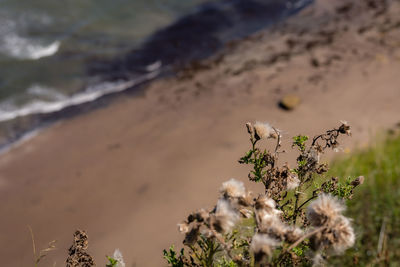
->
[272,127,282,156]
[28,225,37,267]
[287,226,327,252]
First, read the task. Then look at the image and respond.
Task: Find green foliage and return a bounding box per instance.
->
[215,258,238,267]
[317,177,357,199]
[106,256,118,267]
[328,135,400,266]
[163,246,186,267]
[239,148,269,182]
[292,135,309,152]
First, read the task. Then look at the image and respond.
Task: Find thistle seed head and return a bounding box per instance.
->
[212,199,239,233]
[253,122,277,140]
[220,178,246,199]
[177,223,190,234]
[112,249,126,267]
[330,215,355,254]
[307,194,345,226]
[286,172,300,190]
[250,234,279,262]
[284,227,304,243]
[312,253,325,267]
[310,215,355,254]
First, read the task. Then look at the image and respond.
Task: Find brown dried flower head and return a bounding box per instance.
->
[339,120,351,136]
[183,223,200,246]
[351,176,365,187]
[66,230,95,267]
[246,122,254,135]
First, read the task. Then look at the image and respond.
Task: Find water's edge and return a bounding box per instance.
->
[0,0,313,154]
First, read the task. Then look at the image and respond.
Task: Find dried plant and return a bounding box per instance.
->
[164,122,363,266]
[66,230,95,267]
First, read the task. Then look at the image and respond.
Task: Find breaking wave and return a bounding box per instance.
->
[0,33,60,60]
[0,70,160,122]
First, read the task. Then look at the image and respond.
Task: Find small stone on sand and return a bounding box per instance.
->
[279,94,301,110]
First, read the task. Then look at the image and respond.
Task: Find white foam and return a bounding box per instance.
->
[27,85,67,101]
[0,33,60,60]
[0,70,160,122]
[146,60,162,72]
[0,11,59,60]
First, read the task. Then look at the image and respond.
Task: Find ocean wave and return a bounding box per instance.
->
[0,70,160,122]
[0,11,60,60]
[0,33,60,60]
[27,84,67,101]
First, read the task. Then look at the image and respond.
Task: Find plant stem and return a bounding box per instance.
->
[292,192,300,224]
[296,194,317,213]
[287,226,326,252]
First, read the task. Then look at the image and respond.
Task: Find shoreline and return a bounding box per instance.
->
[1,0,400,266]
[0,0,312,151]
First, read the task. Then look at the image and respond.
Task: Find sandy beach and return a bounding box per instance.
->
[1,0,400,266]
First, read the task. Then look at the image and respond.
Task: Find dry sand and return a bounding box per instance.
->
[1,0,400,266]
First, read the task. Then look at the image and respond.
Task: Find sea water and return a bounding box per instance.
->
[0,0,311,131]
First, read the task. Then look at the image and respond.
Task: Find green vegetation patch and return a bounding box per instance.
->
[328,135,400,266]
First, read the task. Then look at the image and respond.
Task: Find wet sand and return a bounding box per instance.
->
[1,0,400,266]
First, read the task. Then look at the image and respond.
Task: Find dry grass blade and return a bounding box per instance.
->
[28,225,36,260]
[28,225,57,267]
[36,240,57,264]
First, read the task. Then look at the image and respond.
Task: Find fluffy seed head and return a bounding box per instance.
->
[284,227,304,243]
[331,216,355,253]
[310,215,355,254]
[212,199,239,233]
[309,146,321,164]
[307,194,345,226]
[183,223,200,246]
[255,196,287,239]
[112,249,125,267]
[286,172,300,190]
[253,122,277,140]
[312,253,325,267]
[200,228,213,238]
[255,196,278,211]
[239,208,253,218]
[250,234,279,261]
[255,196,282,217]
[177,223,189,234]
[220,178,246,199]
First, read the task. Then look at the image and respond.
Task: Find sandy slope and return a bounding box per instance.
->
[1,0,400,266]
